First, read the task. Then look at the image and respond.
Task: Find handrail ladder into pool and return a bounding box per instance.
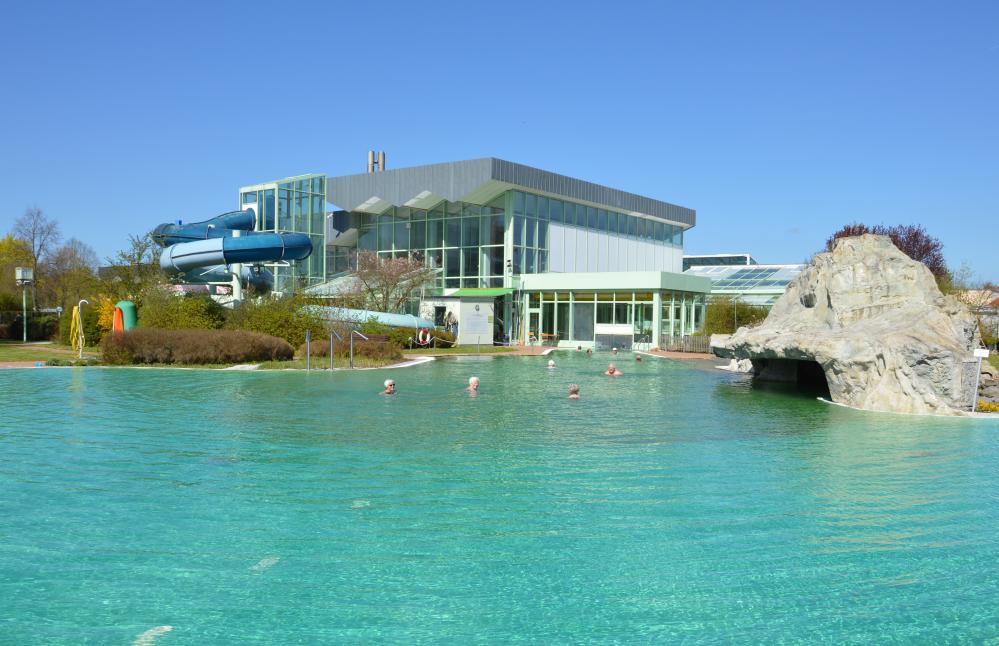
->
[350,330,368,369]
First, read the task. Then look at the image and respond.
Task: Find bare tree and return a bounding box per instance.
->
[43,238,99,310]
[349,251,438,313]
[825,223,948,279]
[12,206,61,307]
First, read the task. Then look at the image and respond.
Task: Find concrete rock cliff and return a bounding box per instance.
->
[712,235,982,415]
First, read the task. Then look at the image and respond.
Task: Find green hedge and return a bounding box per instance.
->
[296,338,403,362]
[101,328,294,365]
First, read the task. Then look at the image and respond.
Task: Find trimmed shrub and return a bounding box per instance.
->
[297,338,403,362]
[3,312,59,341]
[226,296,324,347]
[139,290,226,330]
[101,328,294,365]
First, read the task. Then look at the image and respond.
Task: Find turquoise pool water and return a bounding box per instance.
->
[2,353,998,643]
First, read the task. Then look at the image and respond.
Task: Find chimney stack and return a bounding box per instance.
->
[366,150,387,173]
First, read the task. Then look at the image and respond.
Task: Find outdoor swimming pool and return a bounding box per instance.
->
[2,353,998,643]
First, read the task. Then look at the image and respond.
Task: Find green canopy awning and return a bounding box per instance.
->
[450,288,514,297]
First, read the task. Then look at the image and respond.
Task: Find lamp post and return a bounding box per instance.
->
[14,267,33,343]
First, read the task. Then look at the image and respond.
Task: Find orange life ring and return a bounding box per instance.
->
[417,328,431,345]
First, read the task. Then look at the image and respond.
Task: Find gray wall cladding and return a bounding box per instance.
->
[327,157,695,226]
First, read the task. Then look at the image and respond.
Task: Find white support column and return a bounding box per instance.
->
[652,292,662,349]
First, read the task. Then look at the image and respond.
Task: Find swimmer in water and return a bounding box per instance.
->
[547,359,556,369]
[612,347,619,355]
[467,376,479,393]
[586,348,593,355]
[568,384,580,400]
[635,355,642,362]
[576,345,582,351]
[382,379,396,395]
[605,363,623,376]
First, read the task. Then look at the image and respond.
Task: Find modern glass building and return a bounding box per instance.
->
[684,264,805,307]
[238,174,326,294]
[318,158,711,349]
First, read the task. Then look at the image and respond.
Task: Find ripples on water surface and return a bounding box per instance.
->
[1,353,998,643]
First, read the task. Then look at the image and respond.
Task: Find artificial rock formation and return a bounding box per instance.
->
[712,235,982,415]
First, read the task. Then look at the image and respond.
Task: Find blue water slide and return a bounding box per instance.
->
[155,210,313,275]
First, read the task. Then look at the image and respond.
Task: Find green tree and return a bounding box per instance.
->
[703,297,770,336]
[0,235,34,309]
[99,232,165,304]
[138,288,226,330]
[226,296,325,347]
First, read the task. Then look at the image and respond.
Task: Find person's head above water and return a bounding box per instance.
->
[605,363,622,376]
[383,379,396,394]
[635,355,642,362]
[468,376,479,391]
[568,383,580,399]
[547,360,556,368]
[612,347,619,355]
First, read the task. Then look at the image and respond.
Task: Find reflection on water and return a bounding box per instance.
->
[1,356,998,643]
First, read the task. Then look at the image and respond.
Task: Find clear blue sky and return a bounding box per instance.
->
[1,1,996,279]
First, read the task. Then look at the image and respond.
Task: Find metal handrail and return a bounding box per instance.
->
[349,330,368,369]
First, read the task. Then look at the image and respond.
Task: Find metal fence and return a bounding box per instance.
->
[659,335,711,353]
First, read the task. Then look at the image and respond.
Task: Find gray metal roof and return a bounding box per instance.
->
[327,158,696,228]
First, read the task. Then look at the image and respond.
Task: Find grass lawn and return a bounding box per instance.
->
[989,353,998,371]
[0,341,98,363]
[402,345,517,355]
[258,355,404,370]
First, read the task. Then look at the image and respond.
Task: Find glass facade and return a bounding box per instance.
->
[240,174,326,293]
[332,189,685,290]
[518,290,705,349]
[353,196,507,289]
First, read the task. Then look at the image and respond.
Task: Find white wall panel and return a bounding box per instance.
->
[541,223,684,274]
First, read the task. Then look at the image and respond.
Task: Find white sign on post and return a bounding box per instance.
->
[463,303,492,345]
[974,349,990,358]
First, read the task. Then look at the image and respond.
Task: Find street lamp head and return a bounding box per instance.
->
[15,266,33,286]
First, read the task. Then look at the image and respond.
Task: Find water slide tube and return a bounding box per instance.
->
[305,305,435,330]
[154,210,312,280]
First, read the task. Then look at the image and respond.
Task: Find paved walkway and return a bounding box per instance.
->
[404,345,552,359]
[643,349,716,361]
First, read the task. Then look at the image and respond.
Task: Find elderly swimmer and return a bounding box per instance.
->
[568,384,580,400]
[467,376,480,393]
[382,379,396,395]
[604,363,623,376]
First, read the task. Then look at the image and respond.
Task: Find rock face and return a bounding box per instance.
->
[981,362,999,404]
[712,235,982,415]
